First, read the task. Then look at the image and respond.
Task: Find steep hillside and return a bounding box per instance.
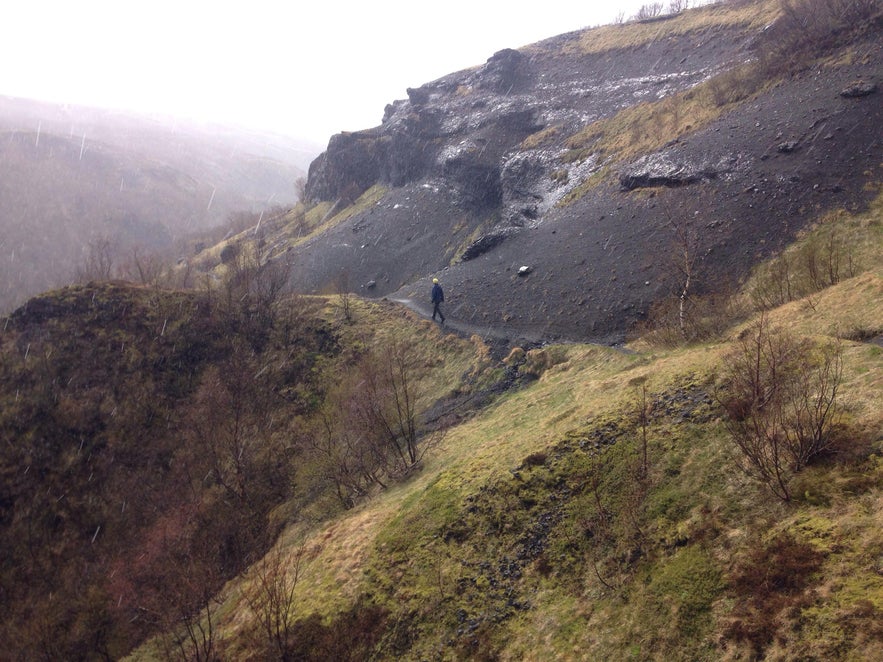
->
[2,1,882,660]
[0,272,492,659]
[133,188,881,661]
[234,0,881,345]
[2,156,881,662]
[0,281,326,658]
[0,95,319,314]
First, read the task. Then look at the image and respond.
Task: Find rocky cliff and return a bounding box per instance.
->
[288,0,881,344]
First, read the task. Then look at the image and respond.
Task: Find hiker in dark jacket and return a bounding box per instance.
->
[431,278,445,324]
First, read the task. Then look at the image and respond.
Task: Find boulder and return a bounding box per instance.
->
[840,81,877,98]
[619,151,738,190]
[475,48,525,94]
[460,231,511,261]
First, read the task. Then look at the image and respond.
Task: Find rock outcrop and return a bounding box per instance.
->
[286,5,882,345]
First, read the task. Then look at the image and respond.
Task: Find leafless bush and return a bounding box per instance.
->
[335,270,354,323]
[755,0,881,70]
[301,340,433,509]
[245,542,306,660]
[669,0,691,13]
[349,339,425,470]
[635,2,665,19]
[749,221,857,310]
[75,236,115,282]
[305,403,389,509]
[209,244,293,348]
[157,578,220,662]
[116,246,171,286]
[717,314,844,501]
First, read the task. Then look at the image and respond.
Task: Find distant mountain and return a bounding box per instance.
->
[0,95,321,312]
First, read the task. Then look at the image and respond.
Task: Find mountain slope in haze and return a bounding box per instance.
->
[0,95,321,313]
[242,0,881,345]
[2,1,883,659]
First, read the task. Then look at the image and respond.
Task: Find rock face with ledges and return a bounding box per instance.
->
[289,7,882,344]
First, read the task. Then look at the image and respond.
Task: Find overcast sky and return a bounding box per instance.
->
[2,0,665,145]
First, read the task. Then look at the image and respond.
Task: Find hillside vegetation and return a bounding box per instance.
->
[1,187,877,659]
[1,1,882,659]
[128,192,880,661]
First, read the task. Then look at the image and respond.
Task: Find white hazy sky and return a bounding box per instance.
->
[2,0,662,145]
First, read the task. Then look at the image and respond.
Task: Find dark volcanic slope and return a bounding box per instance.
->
[289,20,752,290]
[283,4,881,344]
[407,58,882,344]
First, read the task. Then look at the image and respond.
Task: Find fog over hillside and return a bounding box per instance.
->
[0,95,321,313]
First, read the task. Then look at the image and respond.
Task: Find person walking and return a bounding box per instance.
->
[430,278,446,324]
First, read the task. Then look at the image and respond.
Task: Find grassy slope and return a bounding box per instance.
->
[126,191,882,660]
[519,0,781,171]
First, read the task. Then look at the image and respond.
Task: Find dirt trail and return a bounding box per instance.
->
[389,297,629,359]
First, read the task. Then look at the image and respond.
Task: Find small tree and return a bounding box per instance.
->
[294,176,308,203]
[670,210,701,339]
[334,270,354,323]
[245,542,306,661]
[717,314,844,501]
[76,236,115,282]
[635,2,665,19]
[629,375,651,479]
[669,0,690,13]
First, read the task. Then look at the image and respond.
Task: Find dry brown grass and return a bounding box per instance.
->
[559,0,781,56]
[563,63,772,164]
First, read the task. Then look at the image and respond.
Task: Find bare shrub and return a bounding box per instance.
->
[349,339,425,471]
[717,314,844,500]
[335,270,354,323]
[244,542,306,660]
[801,222,856,291]
[165,590,219,662]
[304,403,389,509]
[76,236,115,282]
[117,245,186,288]
[749,220,857,309]
[755,0,881,71]
[635,2,665,19]
[209,245,293,348]
[301,340,434,509]
[669,0,690,12]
